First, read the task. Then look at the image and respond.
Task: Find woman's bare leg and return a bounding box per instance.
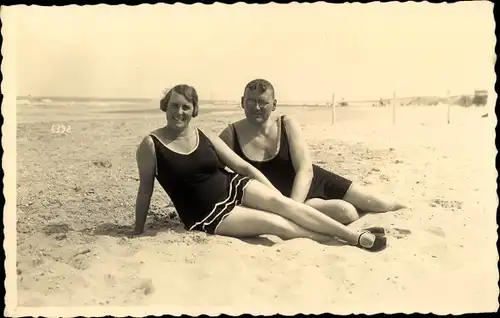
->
[241,180,380,247]
[305,198,359,225]
[215,206,333,242]
[343,183,407,213]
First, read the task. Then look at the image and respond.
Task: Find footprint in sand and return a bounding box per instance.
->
[423,226,446,238]
[124,278,155,303]
[67,247,92,270]
[379,174,390,182]
[430,198,463,210]
[135,278,155,296]
[69,255,90,270]
[43,223,73,241]
[386,228,412,239]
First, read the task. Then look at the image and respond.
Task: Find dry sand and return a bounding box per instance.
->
[12,101,499,315]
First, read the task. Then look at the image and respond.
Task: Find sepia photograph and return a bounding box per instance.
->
[2,2,498,316]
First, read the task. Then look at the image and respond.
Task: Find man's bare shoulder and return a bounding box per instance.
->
[229,118,248,130]
[220,118,246,136]
[281,114,301,126]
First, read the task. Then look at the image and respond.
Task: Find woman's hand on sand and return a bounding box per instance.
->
[393,202,409,210]
[128,227,144,237]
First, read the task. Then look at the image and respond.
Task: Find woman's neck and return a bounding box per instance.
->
[163,124,193,139]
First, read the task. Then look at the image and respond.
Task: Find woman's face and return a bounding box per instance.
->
[242,88,275,125]
[165,91,195,131]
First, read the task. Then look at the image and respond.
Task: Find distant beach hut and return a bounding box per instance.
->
[472,90,488,106]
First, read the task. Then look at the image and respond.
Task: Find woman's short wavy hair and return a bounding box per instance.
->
[160,84,199,117]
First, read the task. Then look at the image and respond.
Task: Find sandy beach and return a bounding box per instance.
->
[12,99,498,314]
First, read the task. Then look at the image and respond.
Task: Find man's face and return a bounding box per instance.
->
[241,88,276,124]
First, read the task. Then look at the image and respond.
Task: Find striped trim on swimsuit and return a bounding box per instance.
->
[189,173,251,234]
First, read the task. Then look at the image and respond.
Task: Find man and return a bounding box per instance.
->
[219,79,406,224]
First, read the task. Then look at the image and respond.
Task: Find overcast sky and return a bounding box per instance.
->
[8,2,496,101]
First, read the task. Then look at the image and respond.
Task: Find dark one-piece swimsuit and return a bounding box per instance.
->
[150,129,251,234]
[231,115,353,201]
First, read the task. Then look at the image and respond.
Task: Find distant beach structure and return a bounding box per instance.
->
[337,98,349,107]
[472,89,488,106]
[445,90,488,107]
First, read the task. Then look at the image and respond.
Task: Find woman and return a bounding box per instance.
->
[133,84,388,252]
[219,79,406,225]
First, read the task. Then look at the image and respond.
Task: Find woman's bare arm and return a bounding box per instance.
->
[133,136,157,234]
[283,115,314,203]
[206,132,281,194]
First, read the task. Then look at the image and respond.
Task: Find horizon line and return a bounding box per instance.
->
[16,93,478,104]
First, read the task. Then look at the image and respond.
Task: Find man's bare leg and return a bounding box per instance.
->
[343,183,407,213]
[239,180,385,250]
[305,198,359,225]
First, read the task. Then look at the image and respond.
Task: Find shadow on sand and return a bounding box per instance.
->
[87,221,288,247]
[81,219,349,248]
[43,215,378,249]
[238,237,277,247]
[86,216,185,238]
[71,206,352,248]
[237,236,345,247]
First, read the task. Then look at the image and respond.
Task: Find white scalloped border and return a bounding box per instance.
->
[2,4,19,317]
[2,1,498,316]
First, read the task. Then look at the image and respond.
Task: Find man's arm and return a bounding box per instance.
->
[283,115,314,203]
[133,136,157,234]
[207,132,281,194]
[219,125,235,150]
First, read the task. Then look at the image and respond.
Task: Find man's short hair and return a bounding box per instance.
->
[243,79,275,97]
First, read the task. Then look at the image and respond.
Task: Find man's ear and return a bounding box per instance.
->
[272,99,277,111]
[240,96,245,109]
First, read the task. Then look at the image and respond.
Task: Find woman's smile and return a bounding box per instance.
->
[172,114,185,122]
